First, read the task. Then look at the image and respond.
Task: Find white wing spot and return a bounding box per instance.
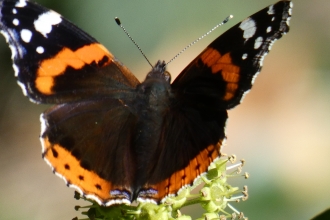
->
[286,17,291,26]
[15,0,27,7]
[34,11,62,38]
[259,51,268,67]
[271,17,275,22]
[267,5,275,15]
[266,26,272,33]
[13,64,19,77]
[254,36,263,49]
[288,2,294,16]
[40,114,47,137]
[242,53,248,60]
[289,1,294,12]
[13,18,19,26]
[12,9,17,14]
[36,46,45,54]
[20,29,32,43]
[239,17,256,40]
[251,70,261,84]
[17,80,28,96]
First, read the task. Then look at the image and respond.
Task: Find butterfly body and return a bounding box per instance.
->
[0,0,292,206]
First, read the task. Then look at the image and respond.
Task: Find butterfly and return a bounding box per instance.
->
[0,0,292,206]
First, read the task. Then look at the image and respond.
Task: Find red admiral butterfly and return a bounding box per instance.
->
[0,0,292,206]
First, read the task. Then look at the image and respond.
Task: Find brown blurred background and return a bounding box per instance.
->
[0,0,329,219]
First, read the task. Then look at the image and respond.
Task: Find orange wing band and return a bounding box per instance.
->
[42,137,115,202]
[143,141,222,202]
[36,43,113,95]
[201,47,240,101]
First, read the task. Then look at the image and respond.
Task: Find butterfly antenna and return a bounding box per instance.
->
[165,15,233,67]
[115,17,153,68]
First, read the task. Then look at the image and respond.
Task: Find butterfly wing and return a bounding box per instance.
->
[0,0,139,104]
[40,98,138,206]
[139,1,292,202]
[0,0,141,205]
[172,0,292,109]
[138,106,226,202]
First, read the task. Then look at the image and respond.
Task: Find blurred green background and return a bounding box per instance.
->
[0,0,329,219]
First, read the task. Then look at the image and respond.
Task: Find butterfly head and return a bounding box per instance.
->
[136,60,172,105]
[146,60,171,83]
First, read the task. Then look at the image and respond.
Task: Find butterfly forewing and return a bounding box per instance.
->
[0,0,140,104]
[172,0,292,109]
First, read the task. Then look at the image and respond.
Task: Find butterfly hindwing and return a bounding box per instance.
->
[138,107,226,202]
[40,98,138,205]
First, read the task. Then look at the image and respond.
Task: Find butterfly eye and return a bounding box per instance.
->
[146,61,170,82]
[164,71,171,83]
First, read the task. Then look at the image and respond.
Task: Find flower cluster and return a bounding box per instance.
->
[73,155,248,220]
